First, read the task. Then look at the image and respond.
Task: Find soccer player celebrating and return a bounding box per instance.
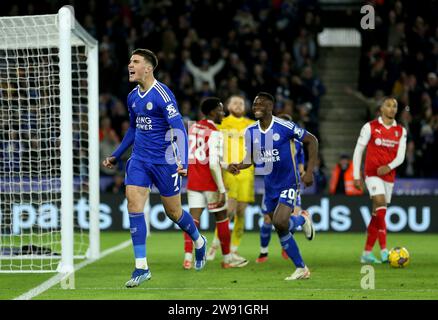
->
[184,97,247,269]
[103,49,207,287]
[228,92,318,280]
[353,97,407,264]
[255,114,309,263]
[207,95,254,266]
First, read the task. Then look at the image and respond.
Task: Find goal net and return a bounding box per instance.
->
[0,6,100,274]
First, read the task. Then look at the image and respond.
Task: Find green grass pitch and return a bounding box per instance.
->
[1,232,437,300]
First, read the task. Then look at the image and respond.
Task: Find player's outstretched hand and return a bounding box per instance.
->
[377,165,391,176]
[177,165,188,177]
[102,156,117,169]
[227,163,240,175]
[353,179,363,191]
[302,171,313,187]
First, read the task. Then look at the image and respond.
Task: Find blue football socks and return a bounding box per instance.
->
[260,222,273,248]
[129,212,147,260]
[279,231,305,268]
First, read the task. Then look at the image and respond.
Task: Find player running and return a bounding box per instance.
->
[103,49,207,288]
[353,97,407,264]
[206,95,253,266]
[255,114,309,263]
[184,97,248,269]
[228,92,319,280]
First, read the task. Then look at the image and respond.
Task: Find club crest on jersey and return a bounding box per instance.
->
[273,133,280,141]
[294,127,304,138]
[132,102,136,109]
[146,102,153,110]
[166,104,179,118]
[375,138,382,146]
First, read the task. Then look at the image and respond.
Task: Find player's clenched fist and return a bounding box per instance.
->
[377,165,391,176]
[353,179,363,191]
[302,171,313,187]
[227,163,240,175]
[177,165,188,177]
[102,156,117,169]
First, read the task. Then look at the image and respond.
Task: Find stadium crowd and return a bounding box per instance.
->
[4,0,438,194]
[354,0,438,178]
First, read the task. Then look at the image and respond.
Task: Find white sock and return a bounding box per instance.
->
[212,237,220,247]
[184,253,193,261]
[260,247,269,254]
[135,258,148,270]
[381,248,388,254]
[223,253,232,264]
[194,236,205,249]
[363,250,371,256]
[231,245,238,253]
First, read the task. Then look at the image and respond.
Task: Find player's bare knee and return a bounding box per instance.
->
[373,195,387,209]
[164,205,182,221]
[272,215,288,232]
[126,186,148,212]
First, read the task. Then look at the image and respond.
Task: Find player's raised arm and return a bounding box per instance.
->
[352,123,371,190]
[103,101,136,168]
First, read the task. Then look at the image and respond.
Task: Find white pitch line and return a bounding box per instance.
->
[13,240,132,300]
[45,287,438,293]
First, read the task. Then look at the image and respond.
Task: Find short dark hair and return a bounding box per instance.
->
[201,97,222,116]
[132,48,158,69]
[256,92,275,104]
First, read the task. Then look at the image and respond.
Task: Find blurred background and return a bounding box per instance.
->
[1,0,438,232]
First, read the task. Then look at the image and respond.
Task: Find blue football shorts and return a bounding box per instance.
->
[261,185,301,214]
[125,158,181,197]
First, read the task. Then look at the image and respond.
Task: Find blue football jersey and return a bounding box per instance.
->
[245,116,307,191]
[126,80,182,165]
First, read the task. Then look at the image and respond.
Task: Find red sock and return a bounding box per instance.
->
[216,218,231,255]
[376,207,387,250]
[365,215,379,251]
[184,219,199,254]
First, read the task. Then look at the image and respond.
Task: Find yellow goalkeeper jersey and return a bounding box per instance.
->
[219,114,255,202]
[218,114,255,165]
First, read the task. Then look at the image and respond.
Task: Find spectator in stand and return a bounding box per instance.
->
[184,50,227,92]
[329,154,363,196]
[105,171,126,194]
[99,117,120,176]
[293,29,316,69]
[313,154,328,195]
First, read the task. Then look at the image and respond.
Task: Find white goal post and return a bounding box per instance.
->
[0,6,100,277]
